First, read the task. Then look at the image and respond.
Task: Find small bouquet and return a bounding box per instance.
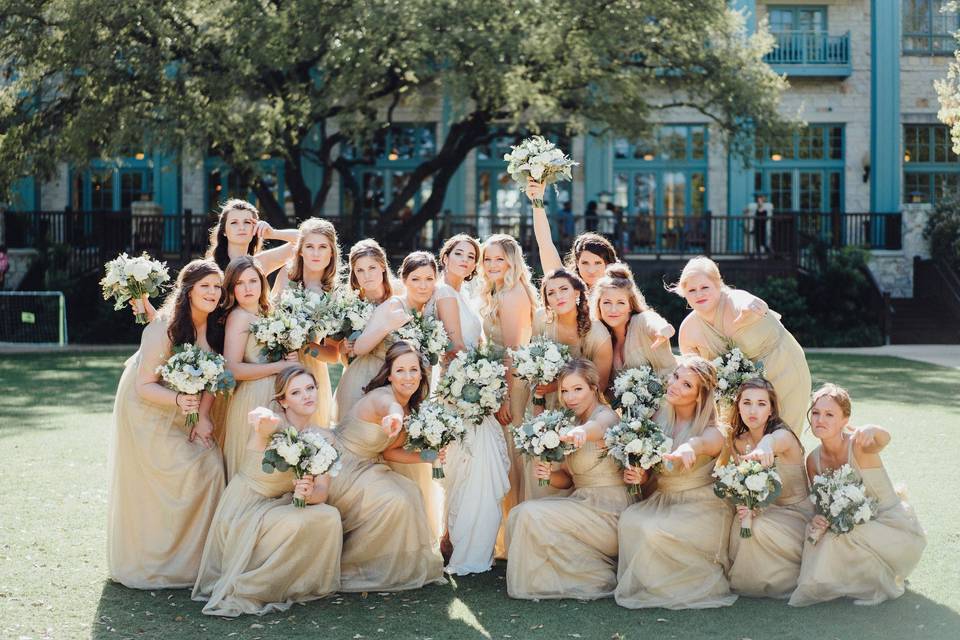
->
[324,286,375,342]
[512,409,576,486]
[712,348,763,408]
[807,464,878,544]
[603,415,672,495]
[392,310,450,366]
[156,344,236,428]
[713,459,783,538]
[611,365,666,419]
[101,252,170,324]
[436,343,508,422]
[509,337,571,406]
[403,401,466,479]
[262,426,342,507]
[503,135,579,207]
[251,285,331,362]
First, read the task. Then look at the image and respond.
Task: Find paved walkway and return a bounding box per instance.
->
[805,345,960,370]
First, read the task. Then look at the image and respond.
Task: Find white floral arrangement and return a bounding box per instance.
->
[713,459,783,538]
[156,344,236,427]
[503,135,579,206]
[611,365,666,419]
[712,348,763,407]
[807,464,878,544]
[262,426,341,508]
[403,401,467,479]
[251,285,329,362]
[391,310,450,366]
[324,286,375,342]
[101,252,170,324]
[436,343,508,423]
[512,409,576,487]
[509,336,571,406]
[603,415,672,495]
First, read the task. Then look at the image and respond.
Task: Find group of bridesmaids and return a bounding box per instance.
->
[106,189,925,618]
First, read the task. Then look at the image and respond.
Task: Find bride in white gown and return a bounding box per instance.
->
[430,235,511,575]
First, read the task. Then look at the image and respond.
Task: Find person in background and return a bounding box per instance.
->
[584,201,599,233]
[744,193,773,254]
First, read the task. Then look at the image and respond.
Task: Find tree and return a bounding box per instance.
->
[1,0,791,244]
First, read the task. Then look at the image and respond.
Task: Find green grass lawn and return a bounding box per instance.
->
[1,352,958,640]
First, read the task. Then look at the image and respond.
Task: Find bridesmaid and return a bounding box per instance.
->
[724,377,812,599]
[523,268,612,501]
[192,366,341,616]
[271,217,342,427]
[592,263,677,379]
[526,178,618,290]
[332,239,396,422]
[615,355,736,610]
[432,235,511,575]
[107,259,226,589]
[675,256,811,435]
[221,256,299,479]
[790,384,926,606]
[479,234,537,551]
[507,359,632,600]
[327,341,445,591]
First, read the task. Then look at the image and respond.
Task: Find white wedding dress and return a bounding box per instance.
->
[430,281,511,575]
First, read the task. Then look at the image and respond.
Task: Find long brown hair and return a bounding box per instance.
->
[287,217,340,291]
[220,256,270,316]
[205,199,264,271]
[362,340,431,412]
[400,251,438,280]
[565,232,617,277]
[348,238,394,301]
[541,268,590,337]
[730,377,795,442]
[159,259,224,349]
[438,234,480,281]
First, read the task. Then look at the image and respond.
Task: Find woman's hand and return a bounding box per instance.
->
[525,178,546,205]
[254,220,275,240]
[533,460,553,481]
[806,514,829,541]
[340,339,356,360]
[742,443,775,467]
[662,442,696,470]
[733,298,768,327]
[176,393,201,415]
[248,407,281,433]
[535,380,558,397]
[129,295,158,323]
[384,305,413,332]
[736,504,757,523]
[282,350,300,363]
[560,426,587,449]
[495,396,512,426]
[623,466,647,486]
[381,413,404,439]
[853,425,882,450]
[649,324,675,351]
[438,447,448,465]
[189,415,215,448]
[293,475,316,502]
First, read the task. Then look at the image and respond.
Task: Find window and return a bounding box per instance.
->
[754,124,844,213]
[767,6,827,33]
[903,124,960,203]
[903,0,959,55]
[204,160,285,216]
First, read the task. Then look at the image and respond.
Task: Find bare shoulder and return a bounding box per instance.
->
[503,283,532,307]
[226,307,257,330]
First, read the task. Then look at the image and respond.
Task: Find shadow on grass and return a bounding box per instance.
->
[91,564,960,640]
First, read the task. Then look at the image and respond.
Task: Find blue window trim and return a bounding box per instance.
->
[753,124,846,213]
[69,156,156,212]
[766,5,828,33]
[204,157,286,216]
[902,0,959,56]
[902,124,960,203]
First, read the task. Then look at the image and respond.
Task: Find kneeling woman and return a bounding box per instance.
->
[327,341,445,592]
[615,355,736,610]
[789,384,926,607]
[193,366,342,616]
[507,359,631,600]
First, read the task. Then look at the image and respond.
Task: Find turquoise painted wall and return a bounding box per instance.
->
[871,0,901,212]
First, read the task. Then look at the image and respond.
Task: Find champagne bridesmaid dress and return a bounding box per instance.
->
[506,407,634,600]
[728,459,813,598]
[222,333,276,480]
[299,353,332,427]
[107,350,226,589]
[686,292,811,434]
[328,414,444,592]
[789,440,926,606]
[192,431,341,616]
[332,299,397,422]
[521,311,611,501]
[615,416,736,609]
[622,311,678,378]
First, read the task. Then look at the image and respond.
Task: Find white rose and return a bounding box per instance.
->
[620,391,638,406]
[853,503,874,523]
[744,472,768,493]
[541,431,561,449]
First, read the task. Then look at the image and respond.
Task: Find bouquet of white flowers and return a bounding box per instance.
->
[807,464,878,544]
[436,344,508,423]
[323,286,375,342]
[713,459,783,538]
[503,136,579,207]
[611,365,666,419]
[251,285,330,361]
[603,415,672,495]
[392,310,450,366]
[509,337,571,406]
[403,401,467,479]
[101,252,170,324]
[712,348,763,408]
[262,426,342,507]
[512,409,576,486]
[156,344,236,427]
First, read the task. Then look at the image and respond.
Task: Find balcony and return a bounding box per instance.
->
[763,31,851,78]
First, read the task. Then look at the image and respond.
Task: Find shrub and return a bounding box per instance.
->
[924,196,960,271]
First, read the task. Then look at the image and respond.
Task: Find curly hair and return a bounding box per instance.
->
[541,268,591,337]
[287,217,340,292]
[479,234,538,320]
[159,259,224,349]
[205,199,263,271]
[362,341,431,412]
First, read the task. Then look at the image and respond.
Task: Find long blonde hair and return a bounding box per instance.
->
[479,234,538,319]
[590,262,651,333]
[287,217,340,292]
[659,354,719,445]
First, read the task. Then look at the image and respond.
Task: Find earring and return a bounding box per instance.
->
[576,296,582,305]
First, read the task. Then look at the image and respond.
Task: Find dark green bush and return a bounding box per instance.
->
[924,196,960,271]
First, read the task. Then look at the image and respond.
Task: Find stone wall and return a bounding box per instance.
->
[866,204,931,298]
